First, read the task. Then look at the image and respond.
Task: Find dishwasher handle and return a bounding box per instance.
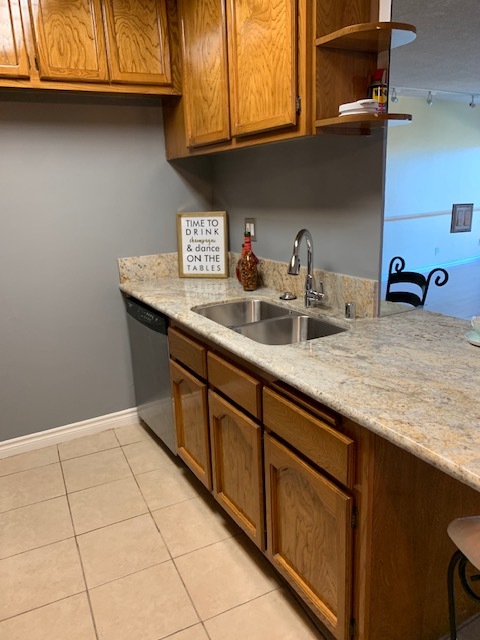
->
[125,297,168,335]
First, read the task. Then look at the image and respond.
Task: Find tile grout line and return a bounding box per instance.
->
[0,590,88,626]
[0,458,60,480]
[0,446,87,626]
[120,438,177,570]
[120,440,209,629]
[1,430,306,639]
[163,530,240,562]
[64,471,134,496]
[159,621,214,640]
[59,443,120,463]
[60,451,101,640]
[200,585,282,623]
[122,438,287,633]
[86,558,172,593]
[62,437,179,607]
[0,532,76,562]
[73,509,149,538]
[170,555,205,628]
[64,471,137,497]
[0,488,66,517]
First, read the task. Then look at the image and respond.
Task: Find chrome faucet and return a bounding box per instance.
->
[288,229,324,308]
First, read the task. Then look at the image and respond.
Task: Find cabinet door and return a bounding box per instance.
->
[179,0,230,147]
[102,0,172,85]
[0,0,30,78]
[170,359,212,490]
[226,0,297,136]
[264,433,353,640]
[209,390,264,549]
[28,0,109,81]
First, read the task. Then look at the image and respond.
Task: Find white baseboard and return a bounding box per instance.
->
[0,407,140,459]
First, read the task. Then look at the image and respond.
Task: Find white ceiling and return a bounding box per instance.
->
[390,0,480,99]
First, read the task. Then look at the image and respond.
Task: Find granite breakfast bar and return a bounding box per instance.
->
[119,262,480,493]
[119,254,480,640]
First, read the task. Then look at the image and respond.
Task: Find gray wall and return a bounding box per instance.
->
[0,96,212,442]
[212,133,385,279]
[0,97,385,443]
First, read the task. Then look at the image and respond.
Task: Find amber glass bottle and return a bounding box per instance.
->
[240,232,258,291]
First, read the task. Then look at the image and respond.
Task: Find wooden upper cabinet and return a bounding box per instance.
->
[0,0,30,78]
[28,0,109,81]
[226,0,297,137]
[179,0,230,147]
[102,0,172,85]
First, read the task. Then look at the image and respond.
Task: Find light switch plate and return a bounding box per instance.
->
[244,218,256,241]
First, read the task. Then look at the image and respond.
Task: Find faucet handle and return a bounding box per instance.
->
[305,288,324,307]
[307,290,324,301]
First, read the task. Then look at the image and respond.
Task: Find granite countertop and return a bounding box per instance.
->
[120,277,480,493]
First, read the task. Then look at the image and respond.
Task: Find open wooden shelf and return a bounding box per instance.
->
[315,113,412,135]
[314,21,416,136]
[315,22,416,52]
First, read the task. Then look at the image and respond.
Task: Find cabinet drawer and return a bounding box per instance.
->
[263,388,355,488]
[168,327,207,379]
[207,352,261,420]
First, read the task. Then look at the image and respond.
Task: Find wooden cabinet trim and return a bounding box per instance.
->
[265,432,353,639]
[209,390,265,549]
[263,387,355,489]
[207,351,261,419]
[168,327,207,379]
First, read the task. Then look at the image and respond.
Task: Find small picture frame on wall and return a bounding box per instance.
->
[177,211,229,278]
[450,203,473,233]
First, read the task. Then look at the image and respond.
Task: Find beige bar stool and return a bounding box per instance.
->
[447,517,480,639]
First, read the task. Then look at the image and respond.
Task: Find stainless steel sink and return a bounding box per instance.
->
[234,315,346,345]
[192,298,346,345]
[193,299,297,327]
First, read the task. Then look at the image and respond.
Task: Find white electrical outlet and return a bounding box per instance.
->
[245,218,256,241]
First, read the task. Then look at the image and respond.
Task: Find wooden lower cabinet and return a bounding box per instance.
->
[361,435,480,640]
[169,358,211,489]
[264,432,354,640]
[167,326,480,640]
[208,390,264,549]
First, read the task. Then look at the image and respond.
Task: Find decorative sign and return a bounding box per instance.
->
[177,212,228,278]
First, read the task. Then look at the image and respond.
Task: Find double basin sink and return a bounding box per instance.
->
[193,299,346,345]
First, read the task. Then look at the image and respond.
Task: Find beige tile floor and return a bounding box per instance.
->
[0,424,327,640]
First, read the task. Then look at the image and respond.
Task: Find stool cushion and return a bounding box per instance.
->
[448,516,480,570]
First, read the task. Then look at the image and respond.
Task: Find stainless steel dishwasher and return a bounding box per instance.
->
[124,296,176,454]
